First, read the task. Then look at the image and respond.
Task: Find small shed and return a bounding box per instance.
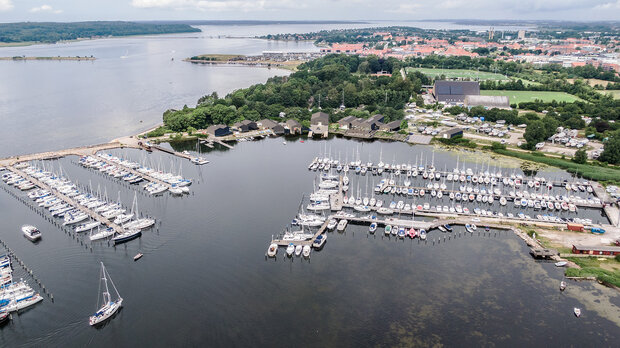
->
[206,124,231,137]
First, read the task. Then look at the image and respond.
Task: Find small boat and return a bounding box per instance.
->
[398,227,406,238]
[384,225,392,236]
[560,281,567,291]
[302,245,311,258]
[337,219,348,231]
[327,219,338,230]
[419,229,427,240]
[267,243,278,257]
[133,253,143,261]
[22,225,41,242]
[312,235,327,249]
[369,222,377,233]
[0,309,9,325]
[286,243,295,256]
[555,261,568,267]
[574,307,581,318]
[294,245,302,256]
[89,262,123,326]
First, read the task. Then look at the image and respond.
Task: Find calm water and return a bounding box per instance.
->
[0,137,618,347]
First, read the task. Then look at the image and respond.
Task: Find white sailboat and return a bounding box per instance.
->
[89,262,123,326]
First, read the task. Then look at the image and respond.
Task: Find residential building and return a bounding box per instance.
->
[205,124,231,137]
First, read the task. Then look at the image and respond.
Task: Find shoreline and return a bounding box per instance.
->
[0,56,96,61]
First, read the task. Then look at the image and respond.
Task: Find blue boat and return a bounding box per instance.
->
[591,228,606,234]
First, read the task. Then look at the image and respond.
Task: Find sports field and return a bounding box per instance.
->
[480,90,583,104]
[406,67,510,80]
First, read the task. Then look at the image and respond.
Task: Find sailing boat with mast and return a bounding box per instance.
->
[89,262,123,326]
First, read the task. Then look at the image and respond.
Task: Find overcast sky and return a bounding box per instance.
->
[0,0,619,22]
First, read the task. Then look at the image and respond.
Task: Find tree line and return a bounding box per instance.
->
[0,22,200,43]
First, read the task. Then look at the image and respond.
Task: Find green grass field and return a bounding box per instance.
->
[603,90,620,100]
[480,90,583,104]
[406,67,510,80]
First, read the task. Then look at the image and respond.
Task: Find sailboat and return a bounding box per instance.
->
[89,262,123,326]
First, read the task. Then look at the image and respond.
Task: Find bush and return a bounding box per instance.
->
[146,126,171,138]
[491,141,506,151]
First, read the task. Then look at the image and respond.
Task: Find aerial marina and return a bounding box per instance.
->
[269,145,612,260]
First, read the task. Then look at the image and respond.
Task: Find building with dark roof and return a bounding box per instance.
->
[232,120,257,133]
[310,112,329,138]
[433,81,480,103]
[379,120,402,131]
[285,119,302,134]
[206,124,231,137]
[440,127,463,139]
[257,119,285,135]
[311,112,330,126]
[338,116,357,129]
[367,114,385,124]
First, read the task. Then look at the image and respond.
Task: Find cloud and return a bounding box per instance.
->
[0,0,13,12]
[30,4,63,13]
[385,3,424,13]
[130,0,306,11]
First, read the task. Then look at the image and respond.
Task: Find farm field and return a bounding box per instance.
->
[480,90,583,104]
[406,67,510,80]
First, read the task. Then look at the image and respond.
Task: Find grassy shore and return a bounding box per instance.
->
[492,148,620,184]
[565,256,620,288]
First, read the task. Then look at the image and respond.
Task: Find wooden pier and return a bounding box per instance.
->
[0,141,136,167]
[150,144,193,160]
[95,155,174,189]
[7,166,124,234]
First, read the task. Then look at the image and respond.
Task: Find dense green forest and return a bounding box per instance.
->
[0,21,200,43]
[161,54,424,132]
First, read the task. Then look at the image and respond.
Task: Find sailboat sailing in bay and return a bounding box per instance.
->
[89,262,123,326]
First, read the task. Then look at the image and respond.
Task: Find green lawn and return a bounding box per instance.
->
[480,90,583,104]
[406,67,510,80]
[603,90,620,100]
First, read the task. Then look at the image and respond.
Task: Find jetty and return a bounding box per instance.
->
[0,142,134,168]
[6,166,124,234]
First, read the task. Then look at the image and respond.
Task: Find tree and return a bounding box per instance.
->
[572,149,587,164]
[524,120,547,148]
[600,136,620,164]
[400,119,409,131]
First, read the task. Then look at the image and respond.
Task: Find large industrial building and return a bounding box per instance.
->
[432,81,480,104]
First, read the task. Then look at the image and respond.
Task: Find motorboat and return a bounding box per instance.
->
[337,219,348,231]
[312,235,327,249]
[560,281,567,291]
[555,261,568,267]
[327,219,338,230]
[419,229,427,240]
[369,222,377,233]
[302,245,311,258]
[267,243,278,257]
[286,243,295,256]
[89,262,123,326]
[574,308,581,318]
[21,225,41,242]
[133,253,144,261]
[294,245,302,256]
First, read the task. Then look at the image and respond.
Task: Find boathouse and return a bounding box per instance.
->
[433,81,480,103]
[285,119,302,134]
[206,124,231,137]
[338,116,357,130]
[232,120,257,133]
[379,120,401,132]
[572,245,620,256]
[310,112,330,138]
